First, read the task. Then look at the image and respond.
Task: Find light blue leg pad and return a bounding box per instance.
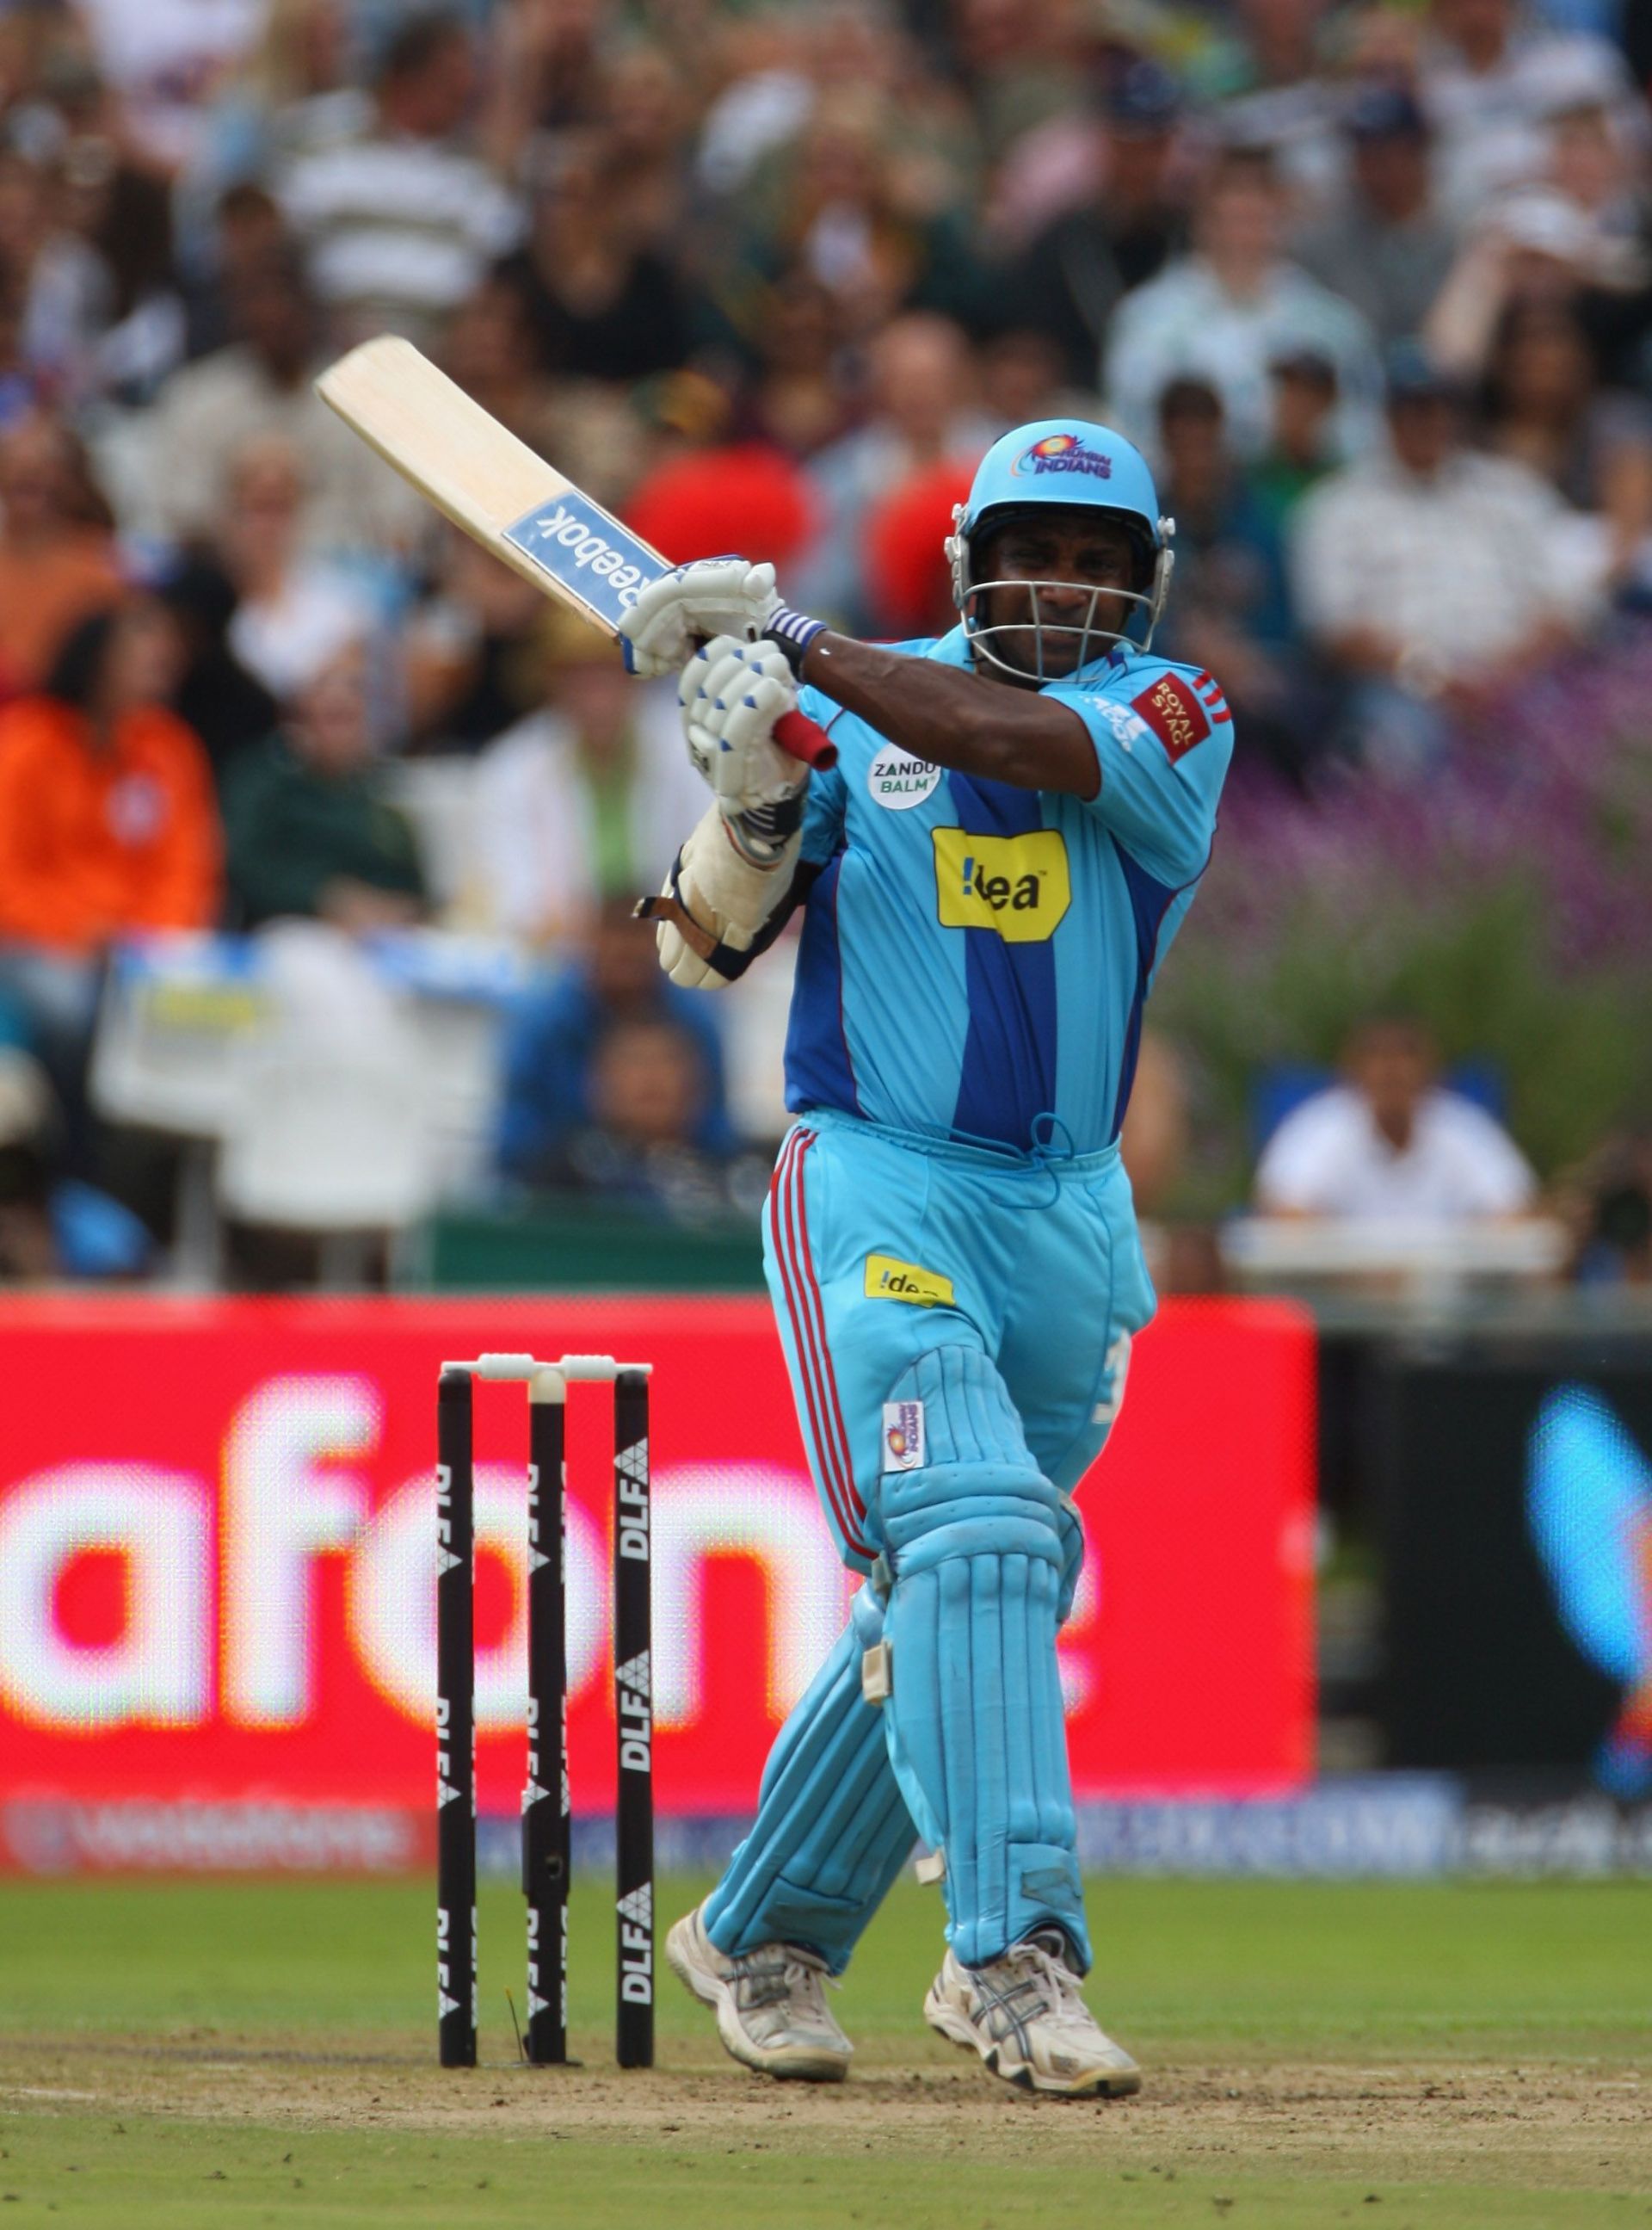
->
[702,1585,917,1974]
[878,1346,1090,1972]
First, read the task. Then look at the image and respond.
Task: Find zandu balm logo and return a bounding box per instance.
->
[866,745,940,810]
[932,829,1070,942]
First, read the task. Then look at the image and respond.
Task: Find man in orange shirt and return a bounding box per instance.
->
[0,598,221,1127]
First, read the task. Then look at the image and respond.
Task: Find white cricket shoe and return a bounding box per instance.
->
[923,1936,1142,2098]
[666,1904,852,2082]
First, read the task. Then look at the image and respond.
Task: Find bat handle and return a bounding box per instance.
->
[774,709,837,772]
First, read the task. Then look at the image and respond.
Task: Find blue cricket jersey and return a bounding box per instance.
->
[784,627,1233,1155]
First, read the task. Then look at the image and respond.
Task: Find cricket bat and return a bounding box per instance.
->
[316,335,835,770]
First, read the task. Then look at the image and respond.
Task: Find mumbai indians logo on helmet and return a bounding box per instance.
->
[1010,432,1113,480]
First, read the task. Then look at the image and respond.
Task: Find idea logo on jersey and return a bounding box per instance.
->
[932,828,1071,942]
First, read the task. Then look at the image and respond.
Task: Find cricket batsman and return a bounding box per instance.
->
[618,421,1231,2098]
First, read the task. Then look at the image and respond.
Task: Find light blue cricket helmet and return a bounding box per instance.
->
[946,419,1175,676]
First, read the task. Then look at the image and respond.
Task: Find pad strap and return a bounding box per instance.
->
[635,852,820,984]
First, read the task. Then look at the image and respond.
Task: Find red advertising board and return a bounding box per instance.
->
[0,1295,1314,1865]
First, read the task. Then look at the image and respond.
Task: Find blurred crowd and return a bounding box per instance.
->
[0,0,1647,1286]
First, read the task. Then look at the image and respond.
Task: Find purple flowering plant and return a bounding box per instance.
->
[1155,628,1652,1208]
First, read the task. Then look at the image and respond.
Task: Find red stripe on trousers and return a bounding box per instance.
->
[782,1134,865,1540]
[769,1132,868,1556]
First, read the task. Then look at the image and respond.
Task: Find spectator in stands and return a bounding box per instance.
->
[222,639,424,932]
[692,11,816,206]
[183,0,367,253]
[481,0,612,171]
[279,13,520,346]
[1254,1014,1536,1223]
[441,272,558,454]
[0,145,96,397]
[551,1012,757,1221]
[749,89,986,340]
[496,127,693,384]
[562,1014,749,1224]
[0,411,122,695]
[73,0,266,177]
[977,326,1070,429]
[1425,179,1645,385]
[1423,0,1637,225]
[590,42,694,262]
[47,122,183,408]
[1543,82,1649,250]
[793,312,997,628]
[1249,346,1341,528]
[740,269,857,460]
[1152,376,1318,790]
[1559,1125,1652,1286]
[0,1046,152,1282]
[465,611,704,945]
[1201,0,1346,193]
[176,180,289,357]
[145,248,422,559]
[214,435,379,702]
[1290,341,1597,769]
[1000,58,1188,389]
[402,526,549,754]
[1480,296,1652,593]
[1291,84,1458,350]
[496,896,732,1189]
[1105,146,1380,462]
[154,553,278,786]
[0,598,219,1113]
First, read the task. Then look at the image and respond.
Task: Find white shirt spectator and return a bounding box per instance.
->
[229,565,379,702]
[1290,443,1600,674]
[1105,253,1380,461]
[139,343,424,558]
[465,686,705,945]
[75,0,264,171]
[1425,26,1639,224]
[280,131,521,343]
[1257,1084,1536,1222]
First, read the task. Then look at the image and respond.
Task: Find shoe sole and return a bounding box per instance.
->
[922,1986,1142,2099]
[666,1917,850,2084]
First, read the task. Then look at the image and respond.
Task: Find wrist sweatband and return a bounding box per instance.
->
[762,605,827,678]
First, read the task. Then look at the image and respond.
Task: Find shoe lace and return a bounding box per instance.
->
[731,1943,840,2019]
[996,1940,1091,2029]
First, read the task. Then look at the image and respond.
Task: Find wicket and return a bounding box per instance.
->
[436,1352,654,2071]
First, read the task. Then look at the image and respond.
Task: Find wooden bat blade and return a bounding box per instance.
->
[316,335,836,769]
[315,335,628,633]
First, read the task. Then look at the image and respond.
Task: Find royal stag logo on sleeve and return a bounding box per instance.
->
[932,829,1071,942]
[1130,672,1211,764]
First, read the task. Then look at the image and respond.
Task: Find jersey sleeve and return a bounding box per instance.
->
[1046,660,1233,886]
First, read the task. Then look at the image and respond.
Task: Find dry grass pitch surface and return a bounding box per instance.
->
[1,1876,1648,2227]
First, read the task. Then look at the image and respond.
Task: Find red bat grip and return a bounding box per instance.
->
[774,708,837,772]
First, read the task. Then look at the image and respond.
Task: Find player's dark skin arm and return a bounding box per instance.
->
[796,517,1142,799]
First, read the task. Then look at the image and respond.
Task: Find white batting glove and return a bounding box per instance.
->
[620,557,781,678]
[679,635,808,834]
